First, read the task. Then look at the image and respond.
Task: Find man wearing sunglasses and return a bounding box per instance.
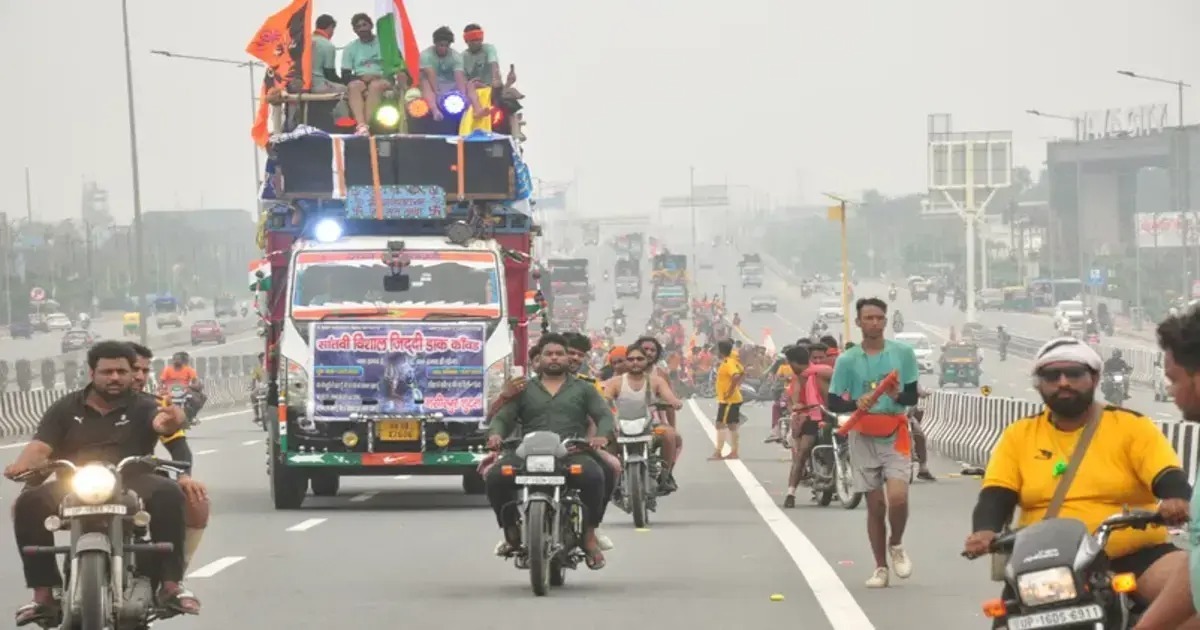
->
[963,337,1191,617]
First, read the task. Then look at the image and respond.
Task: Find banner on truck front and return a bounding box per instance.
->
[308,321,487,422]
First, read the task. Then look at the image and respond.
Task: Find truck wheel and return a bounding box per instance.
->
[310,473,340,497]
[462,471,487,495]
[269,439,307,510]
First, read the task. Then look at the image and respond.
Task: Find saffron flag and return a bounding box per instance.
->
[246,0,313,147]
[376,0,420,84]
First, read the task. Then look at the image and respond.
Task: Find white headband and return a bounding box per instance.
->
[1032,337,1102,375]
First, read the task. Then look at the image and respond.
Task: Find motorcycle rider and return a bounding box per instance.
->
[892,310,905,333]
[128,343,209,574]
[1085,308,1100,336]
[963,337,1191,617]
[888,283,897,301]
[4,341,199,623]
[160,352,205,424]
[250,352,267,425]
[603,344,683,493]
[1104,348,1131,375]
[485,333,615,570]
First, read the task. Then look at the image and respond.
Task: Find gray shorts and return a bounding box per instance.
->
[847,432,911,493]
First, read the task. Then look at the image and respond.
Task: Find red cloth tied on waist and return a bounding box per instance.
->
[834,370,911,456]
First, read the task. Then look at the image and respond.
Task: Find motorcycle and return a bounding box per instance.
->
[888,289,897,301]
[966,510,1162,630]
[1102,372,1129,406]
[497,432,592,596]
[807,411,862,509]
[251,383,269,431]
[892,317,905,333]
[15,456,192,629]
[613,317,626,336]
[613,406,670,528]
[240,306,249,318]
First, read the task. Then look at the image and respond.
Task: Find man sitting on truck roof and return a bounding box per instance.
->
[461,24,503,90]
[420,26,486,122]
[311,14,347,95]
[342,13,410,136]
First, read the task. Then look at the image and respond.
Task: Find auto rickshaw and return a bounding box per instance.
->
[122,311,140,336]
[911,281,930,302]
[938,342,981,387]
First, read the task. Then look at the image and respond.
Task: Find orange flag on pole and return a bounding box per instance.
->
[246,0,313,147]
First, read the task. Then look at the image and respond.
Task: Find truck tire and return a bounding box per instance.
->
[269,431,307,509]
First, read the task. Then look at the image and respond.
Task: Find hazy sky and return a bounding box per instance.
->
[2,0,1197,224]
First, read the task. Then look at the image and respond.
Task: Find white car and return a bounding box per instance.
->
[749,296,777,312]
[894,332,935,373]
[1054,300,1086,334]
[818,299,844,322]
[45,312,72,331]
[156,312,183,328]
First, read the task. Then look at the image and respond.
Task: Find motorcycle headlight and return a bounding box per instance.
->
[525,455,556,473]
[1017,567,1078,607]
[71,465,117,505]
[619,418,649,435]
[1113,374,1124,382]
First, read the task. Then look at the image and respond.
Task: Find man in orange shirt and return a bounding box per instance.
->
[160,352,205,424]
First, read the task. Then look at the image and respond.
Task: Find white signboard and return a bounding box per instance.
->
[1135,211,1200,248]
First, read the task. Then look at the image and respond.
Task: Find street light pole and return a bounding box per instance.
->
[150,50,264,198]
[121,0,148,346]
[823,193,854,344]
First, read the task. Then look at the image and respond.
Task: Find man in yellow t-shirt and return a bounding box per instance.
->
[963,338,1190,605]
[711,339,745,460]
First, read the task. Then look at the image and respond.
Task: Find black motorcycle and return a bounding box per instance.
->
[613,404,672,528]
[16,456,191,629]
[497,432,592,596]
[967,510,1162,629]
[806,411,861,509]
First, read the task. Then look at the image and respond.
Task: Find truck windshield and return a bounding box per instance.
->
[290,250,502,319]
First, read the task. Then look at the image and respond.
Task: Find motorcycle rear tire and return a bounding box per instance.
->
[629,463,649,528]
[527,501,553,596]
[77,551,110,630]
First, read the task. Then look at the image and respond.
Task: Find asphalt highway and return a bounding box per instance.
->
[0,237,1027,630]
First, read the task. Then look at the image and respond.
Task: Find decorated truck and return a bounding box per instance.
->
[651,254,688,316]
[546,258,589,330]
[252,132,535,510]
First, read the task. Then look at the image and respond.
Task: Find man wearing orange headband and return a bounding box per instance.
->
[419,26,486,122]
[461,24,503,91]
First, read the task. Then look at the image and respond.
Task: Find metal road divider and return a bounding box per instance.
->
[917,390,1200,479]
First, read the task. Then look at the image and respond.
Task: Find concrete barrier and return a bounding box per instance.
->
[918,390,1200,478]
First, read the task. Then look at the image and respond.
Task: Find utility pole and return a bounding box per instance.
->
[689,166,697,273]
[1,213,11,326]
[121,0,149,345]
[24,168,32,222]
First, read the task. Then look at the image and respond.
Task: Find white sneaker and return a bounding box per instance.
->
[889,545,913,578]
[865,567,889,588]
[597,531,615,551]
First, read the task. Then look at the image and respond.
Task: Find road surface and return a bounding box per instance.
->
[0,238,1008,630]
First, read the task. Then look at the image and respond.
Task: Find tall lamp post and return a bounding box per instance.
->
[1117,70,1193,299]
[120,0,149,345]
[150,50,264,198]
[822,192,857,345]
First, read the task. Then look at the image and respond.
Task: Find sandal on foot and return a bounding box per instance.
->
[584,549,607,570]
[157,587,201,615]
[15,601,60,627]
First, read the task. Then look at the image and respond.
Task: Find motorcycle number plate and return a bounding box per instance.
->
[1006,603,1103,629]
[63,504,127,517]
[514,475,565,485]
[617,435,654,443]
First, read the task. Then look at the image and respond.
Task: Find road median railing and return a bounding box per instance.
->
[918,390,1200,479]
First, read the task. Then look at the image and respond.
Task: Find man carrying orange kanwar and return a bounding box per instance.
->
[826,298,920,589]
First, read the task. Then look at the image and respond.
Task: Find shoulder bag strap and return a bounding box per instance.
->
[1043,405,1103,520]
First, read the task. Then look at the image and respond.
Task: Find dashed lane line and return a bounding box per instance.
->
[286,518,327,532]
[349,491,377,503]
[187,556,246,579]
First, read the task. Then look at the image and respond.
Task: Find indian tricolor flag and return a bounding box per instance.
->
[376,0,420,84]
[248,259,272,291]
[524,290,542,316]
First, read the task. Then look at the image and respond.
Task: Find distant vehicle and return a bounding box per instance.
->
[894,332,934,373]
[214,297,238,318]
[45,312,73,332]
[1053,300,1086,334]
[749,296,778,312]
[9,320,33,339]
[60,329,96,354]
[191,319,226,345]
[818,299,844,322]
[157,311,184,329]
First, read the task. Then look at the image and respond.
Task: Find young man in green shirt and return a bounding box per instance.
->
[418,26,485,122]
[341,13,409,135]
[461,23,502,90]
[310,14,346,94]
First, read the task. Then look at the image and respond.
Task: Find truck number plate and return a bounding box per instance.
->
[378,420,420,442]
[63,505,127,517]
[1007,604,1103,629]
[515,475,565,485]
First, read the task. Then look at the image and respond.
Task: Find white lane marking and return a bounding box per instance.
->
[186,555,246,578]
[349,491,377,503]
[198,409,256,422]
[0,441,30,450]
[195,449,218,456]
[686,399,873,629]
[286,518,327,532]
[241,439,261,446]
[393,475,412,480]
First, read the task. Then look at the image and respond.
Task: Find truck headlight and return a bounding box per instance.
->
[619,418,649,435]
[1017,567,1077,607]
[72,465,116,505]
[525,455,555,473]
